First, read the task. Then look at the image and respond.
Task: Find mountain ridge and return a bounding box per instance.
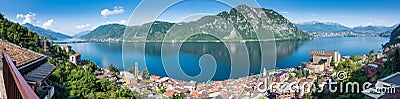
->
[295,21,398,34]
[384,24,400,47]
[81,5,311,41]
[73,30,91,38]
[22,23,72,40]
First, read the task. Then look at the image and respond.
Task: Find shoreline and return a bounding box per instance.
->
[55,36,390,44]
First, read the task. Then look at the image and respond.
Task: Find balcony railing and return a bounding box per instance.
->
[2,49,39,99]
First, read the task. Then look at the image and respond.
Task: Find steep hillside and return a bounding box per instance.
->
[80,24,126,39]
[22,23,71,40]
[0,13,42,52]
[384,25,400,47]
[295,21,351,33]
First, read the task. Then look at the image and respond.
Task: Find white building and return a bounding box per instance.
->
[69,53,81,65]
[60,45,71,53]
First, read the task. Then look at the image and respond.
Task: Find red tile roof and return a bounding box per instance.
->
[363,63,382,78]
[163,90,175,97]
[72,52,81,57]
[0,40,44,67]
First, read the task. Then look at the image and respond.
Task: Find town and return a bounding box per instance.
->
[56,44,400,98]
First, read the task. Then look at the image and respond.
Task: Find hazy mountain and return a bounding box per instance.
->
[82,5,311,41]
[380,30,392,37]
[384,25,400,47]
[73,30,91,38]
[295,21,351,33]
[352,25,398,34]
[22,23,71,40]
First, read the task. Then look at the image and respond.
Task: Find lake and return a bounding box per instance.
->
[58,37,388,82]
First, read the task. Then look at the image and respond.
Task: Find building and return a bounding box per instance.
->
[69,52,81,65]
[363,63,382,82]
[269,70,288,83]
[0,39,56,99]
[134,62,142,79]
[60,45,71,53]
[362,72,400,99]
[310,50,341,66]
[163,90,175,97]
[150,75,161,82]
[122,71,137,84]
[301,62,325,74]
[302,50,340,73]
[297,78,314,98]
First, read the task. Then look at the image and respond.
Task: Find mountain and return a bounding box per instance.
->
[295,21,398,34]
[295,21,351,33]
[82,5,310,41]
[80,24,126,39]
[352,25,398,34]
[73,30,91,38]
[0,13,42,52]
[384,25,400,47]
[22,23,71,40]
[380,30,392,37]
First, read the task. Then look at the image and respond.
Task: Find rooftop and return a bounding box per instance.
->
[157,77,170,83]
[380,72,400,86]
[122,71,135,79]
[0,40,44,67]
[72,52,81,57]
[23,62,56,84]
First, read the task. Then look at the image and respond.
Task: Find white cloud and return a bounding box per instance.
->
[311,13,318,16]
[75,24,91,29]
[282,12,289,14]
[42,19,55,29]
[16,12,37,24]
[101,6,125,18]
[105,20,127,25]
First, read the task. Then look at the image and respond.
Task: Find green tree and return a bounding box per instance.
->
[108,64,119,75]
[295,70,303,78]
[141,68,150,80]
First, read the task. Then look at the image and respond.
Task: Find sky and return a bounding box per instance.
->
[0,0,399,36]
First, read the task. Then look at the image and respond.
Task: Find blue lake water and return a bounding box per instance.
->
[58,37,388,82]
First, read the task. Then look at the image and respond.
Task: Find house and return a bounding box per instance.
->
[363,63,382,82]
[128,83,147,94]
[360,54,368,62]
[297,78,314,98]
[163,90,175,97]
[148,94,163,99]
[375,51,383,59]
[150,75,161,82]
[69,52,81,65]
[274,81,296,99]
[0,40,56,98]
[269,70,288,83]
[122,71,137,84]
[60,45,71,53]
[301,50,340,74]
[362,72,400,99]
